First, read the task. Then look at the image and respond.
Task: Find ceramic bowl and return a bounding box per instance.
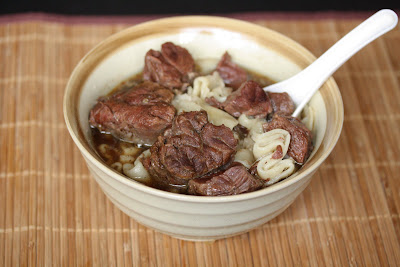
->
[63,16,343,241]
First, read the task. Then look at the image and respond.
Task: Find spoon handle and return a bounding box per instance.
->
[265,9,398,117]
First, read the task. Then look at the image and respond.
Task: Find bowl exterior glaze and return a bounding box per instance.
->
[87,157,315,240]
[64,16,343,241]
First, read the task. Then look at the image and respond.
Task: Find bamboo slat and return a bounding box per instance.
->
[0,13,399,266]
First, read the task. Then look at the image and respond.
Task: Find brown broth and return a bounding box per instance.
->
[91,126,191,193]
[248,71,276,88]
[91,127,141,164]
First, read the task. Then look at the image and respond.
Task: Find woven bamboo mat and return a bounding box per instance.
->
[1,12,400,266]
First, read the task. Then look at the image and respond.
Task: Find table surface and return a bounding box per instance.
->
[0,12,399,266]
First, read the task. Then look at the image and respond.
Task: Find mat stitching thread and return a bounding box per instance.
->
[0,214,398,234]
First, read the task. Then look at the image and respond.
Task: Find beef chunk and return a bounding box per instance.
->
[268,92,295,116]
[112,80,175,104]
[216,52,248,90]
[143,49,182,89]
[271,145,284,159]
[142,111,238,187]
[233,124,249,140]
[161,42,195,75]
[188,163,264,196]
[223,80,273,118]
[143,42,195,90]
[263,114,313,164]
[89,81,176,145]
[248,161,258,177]
[205,95,224,110]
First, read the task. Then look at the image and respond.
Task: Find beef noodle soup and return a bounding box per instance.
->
[89,42,315,196]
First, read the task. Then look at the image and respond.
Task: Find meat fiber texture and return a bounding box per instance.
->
[188,163,264,196]
[142,111,238,187]
[215,52,248,90]
[268,92,295,116]
[89,81,176,145]
[143,42,196,91]
[222,80,273,118]
[209,52,295,119]
[263,114,314,164]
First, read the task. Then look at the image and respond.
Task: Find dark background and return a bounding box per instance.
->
[1,0,399,15]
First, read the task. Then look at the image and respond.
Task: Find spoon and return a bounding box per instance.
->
[264,9,398,117]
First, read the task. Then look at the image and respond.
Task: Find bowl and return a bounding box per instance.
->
[63,16,343,241]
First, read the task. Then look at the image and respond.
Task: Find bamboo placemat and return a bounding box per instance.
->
[1,12,399,266]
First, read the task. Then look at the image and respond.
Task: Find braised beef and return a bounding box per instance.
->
[142,111,238,187]
[188,163,264,196]
[263,114,313,164]
[143,50,182,89]
[111,80,175,104]
[223,80,273,118]
[89,81,176,145]
[215,52,248,90]
[271,145,284,159]
[161,42,195,76]
[143,42,196,90]
[233,124,249,140]
[249,162,258,177]
[204,95,224,110]
[268,92,295,116]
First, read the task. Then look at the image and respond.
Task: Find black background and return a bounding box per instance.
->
[1,0,399,15]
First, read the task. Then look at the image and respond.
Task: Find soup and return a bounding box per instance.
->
[89,42,314,196]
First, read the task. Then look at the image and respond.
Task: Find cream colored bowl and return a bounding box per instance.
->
[63,16,343,241]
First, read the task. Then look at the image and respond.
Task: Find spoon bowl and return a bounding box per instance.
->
[264,9,398,117]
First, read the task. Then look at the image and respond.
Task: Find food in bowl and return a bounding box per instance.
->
[88,42,315,196]
[64,16,343,240]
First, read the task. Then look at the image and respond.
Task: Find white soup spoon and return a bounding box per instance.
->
[263,9,398,117]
